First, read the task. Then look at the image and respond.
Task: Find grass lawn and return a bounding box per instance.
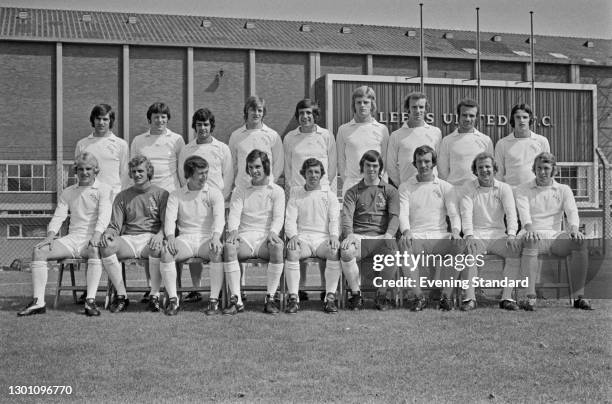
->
[1,269,610,403]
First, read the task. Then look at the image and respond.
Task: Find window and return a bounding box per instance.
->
[63,162,78,188]
[7,223,47,239]
[0,163,54,192]
[555,165,588,201]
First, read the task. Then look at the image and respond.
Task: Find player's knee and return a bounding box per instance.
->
[160,248,174,263]
[86,246,100,260]
[149,249,161,258]
[209,249,223,263]
[224,243,237,261]
[269,242,284,261]
[340,248,354,262]
[286,248,300,262]
[32,247,48,262]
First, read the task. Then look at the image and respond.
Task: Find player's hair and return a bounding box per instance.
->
[299,158,325,178]
[74,152,100,174]
[509,103,535,128]
[359,150,383,173]
[183,155,209,179]
[351,86,377,116]
[532,152,557,174]
[146,102,171,122]
[89,104,115,129]
[243,96,266,121]
[191,108,216,132]
[294,98,320,122]
[246,149,270,176]
[128,155,154,180]
[471,152,498,175]
[412,145,437,166]
[403,92,428,111]
[456,98,480,117]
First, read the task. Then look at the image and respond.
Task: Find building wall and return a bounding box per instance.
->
[481,60,524,82]
[255,51,309,137]
[0,42,55,160]
[373,55,419,77]
[536,63,569,83]
[193,48,248,144]
[428,57,473,79]
[62,44,122,159]
[320,53,365,76]
[129,46,186,142]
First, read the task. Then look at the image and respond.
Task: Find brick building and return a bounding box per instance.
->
[0,7,610,265]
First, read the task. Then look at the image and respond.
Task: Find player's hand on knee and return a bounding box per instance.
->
[210,234,223,255]
[100,232,114,248]
[329,236,340,251]
[226,230,239,245]
[341,233,356,250]
[506,234,521,251]
[35,235,55,250]
[165,235,178,256]
[267,231,282,245]
[88,231,102,248]
[149,233,164,251]
[287,236,301,250]
[399,230,413,251]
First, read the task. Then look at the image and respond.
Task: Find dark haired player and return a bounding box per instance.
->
[75,103,129,200]
[438,98,493,186]
[387,92,441,187]
[223,150,285,315]
[285,158,341,314]
[341,150,399,311]
[398,145,461,311]
[160,156,225,316]
[495,103,550,187]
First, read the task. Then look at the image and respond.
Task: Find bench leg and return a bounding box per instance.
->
[54,263,65,309]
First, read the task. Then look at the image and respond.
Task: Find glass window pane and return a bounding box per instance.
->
[8,225,21,237]
[19,178,32,191]
[32,178,45,191]
[20,164,32,177]
[8,165,18,177]
[8,178,19,191]
[23,225,46,238]
[33,165,43,177]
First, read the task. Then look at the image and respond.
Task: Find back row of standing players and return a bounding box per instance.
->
[18,86,592,317]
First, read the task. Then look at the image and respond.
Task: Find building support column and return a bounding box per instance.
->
[55,42,63,195]
[122,45,130,144]
[186,47,194,139]
[366,54,373,75]
[570,64,580,83]
[249,49,256,95]
[309,52,320,99]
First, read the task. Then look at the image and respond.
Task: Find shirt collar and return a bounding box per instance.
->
[410,174,440,184]
[529,178,560,189]
[240,123,272,133]
[298,125,324,135]
[348,118,382,127]
[145,129,172,137]
[87,132,115,139]
[183,183,210,193]
[474,178,500,189]
[401,122,430,129]
[357,178,385,189]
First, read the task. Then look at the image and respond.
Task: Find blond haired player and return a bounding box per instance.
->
[18,153,112,317]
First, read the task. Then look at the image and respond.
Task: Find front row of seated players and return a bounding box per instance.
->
[19,150,592,316]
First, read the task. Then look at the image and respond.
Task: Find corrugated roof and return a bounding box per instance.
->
[1,7,610,65]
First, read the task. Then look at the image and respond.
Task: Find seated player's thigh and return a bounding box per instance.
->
[315,240,339,261]
[106,236,138,260]
[550,233,582,257]
[236,239,258,261]
[33,239,75,262]
[197,239,221,262]
[171,237,196,262]
[483,238,520,258]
